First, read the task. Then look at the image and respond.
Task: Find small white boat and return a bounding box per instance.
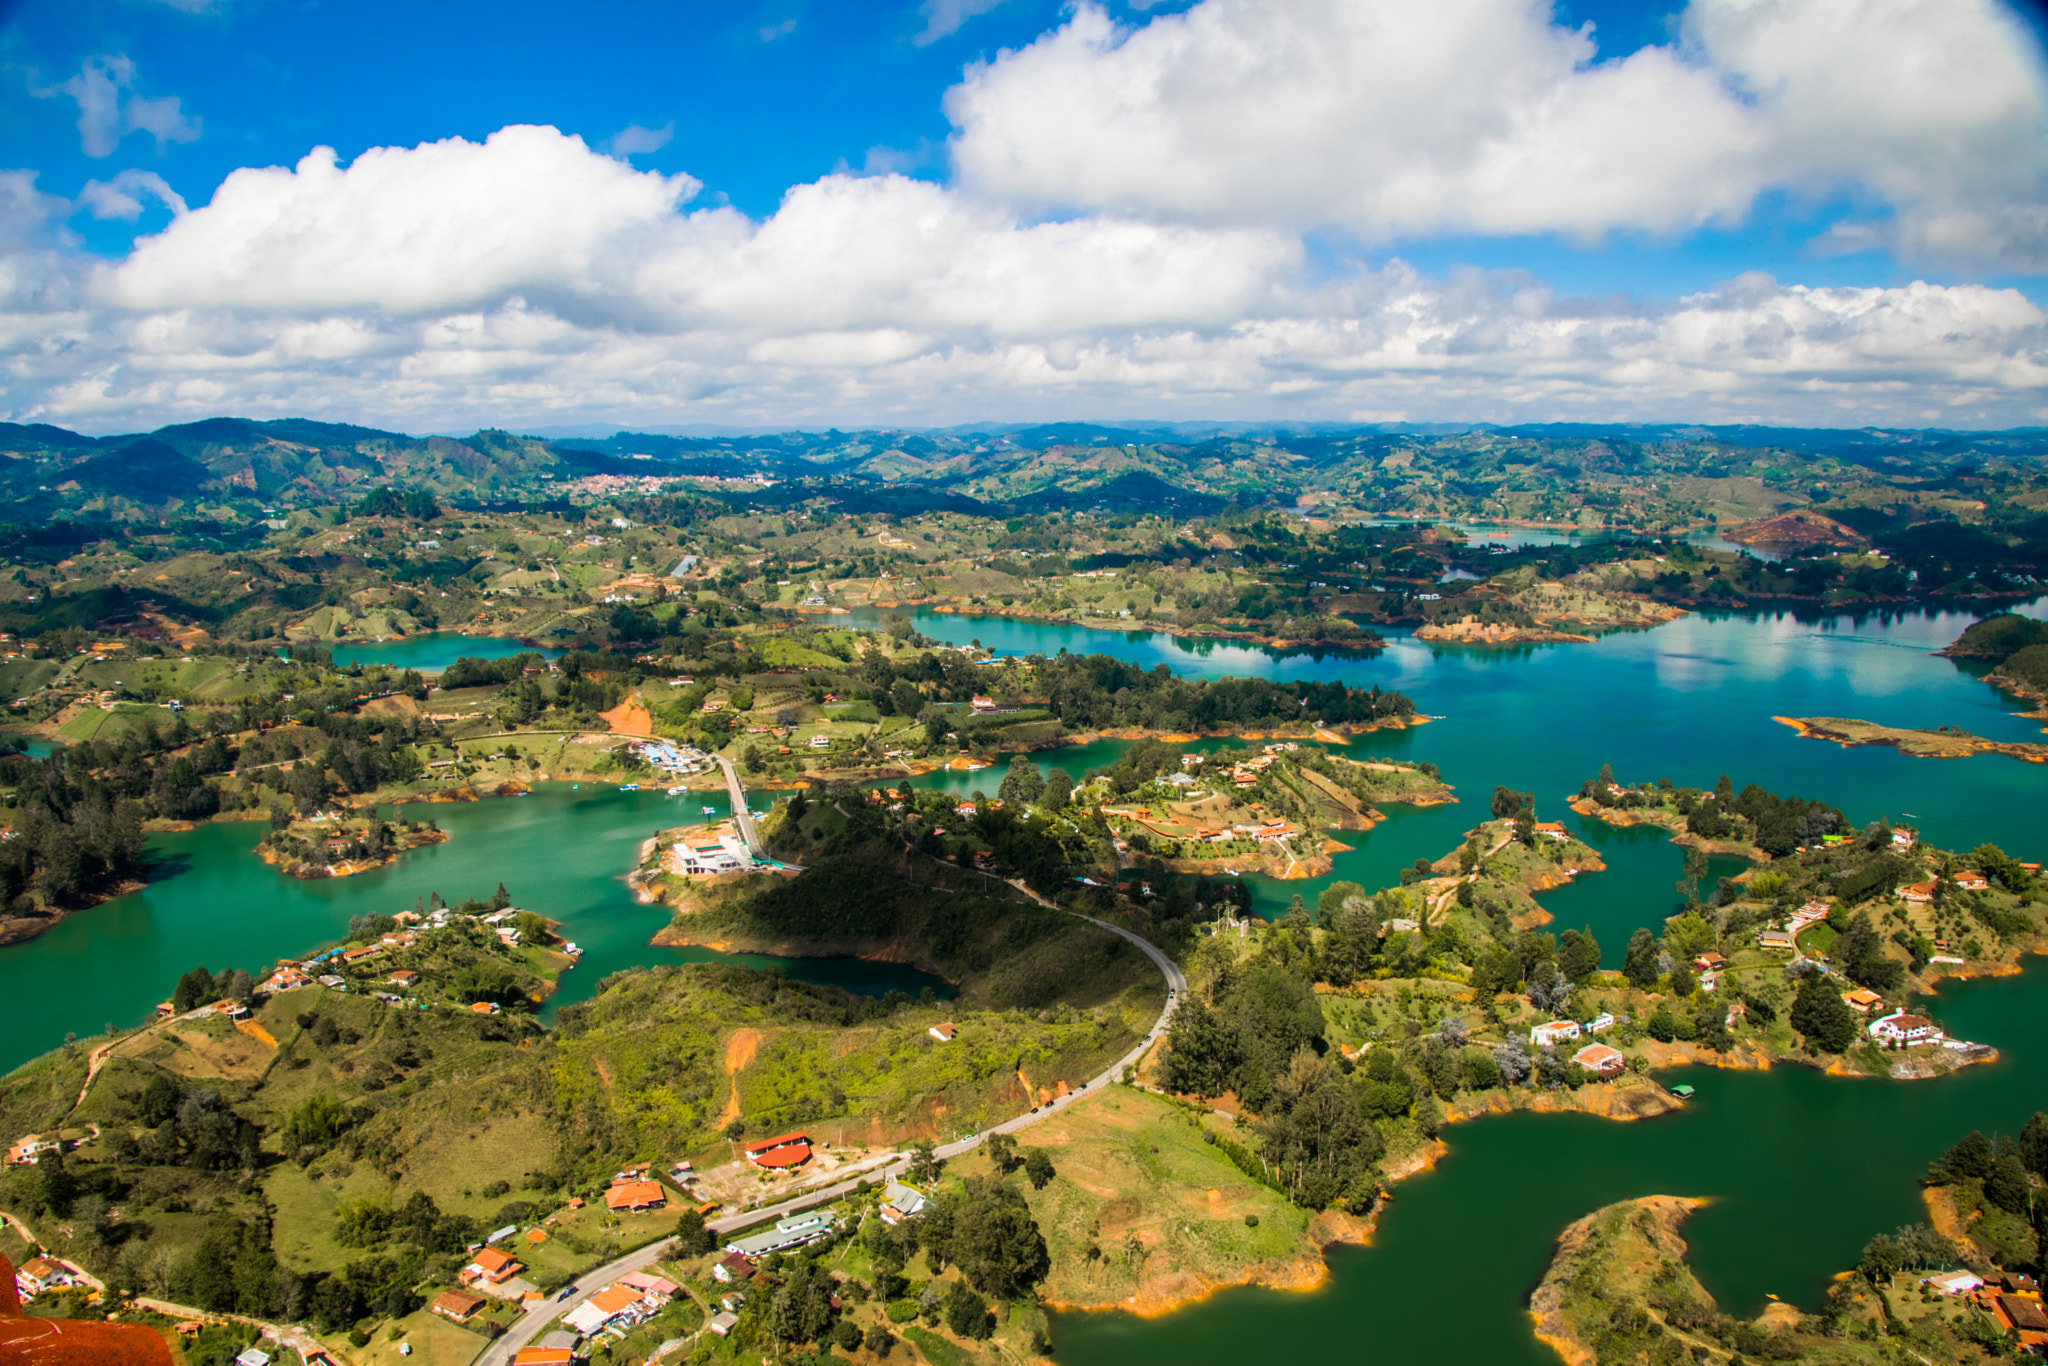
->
[703,805,717,815]
[667,785,687,796]
[618,783,639,792]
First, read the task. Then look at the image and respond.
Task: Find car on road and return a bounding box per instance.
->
[556,1285,579,1301]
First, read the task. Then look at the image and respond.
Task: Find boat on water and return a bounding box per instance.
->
[703,805,718,815]
[1670,1084,1696,1099]
[667,785,687,796]
[618,783,639,792]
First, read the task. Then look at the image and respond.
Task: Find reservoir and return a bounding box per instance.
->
[3,601,2043,1360]
[326,631,561,672]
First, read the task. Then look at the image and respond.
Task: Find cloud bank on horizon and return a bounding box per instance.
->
[3,0,2047,434]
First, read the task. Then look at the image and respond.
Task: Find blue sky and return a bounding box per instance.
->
[2,0,2046,432]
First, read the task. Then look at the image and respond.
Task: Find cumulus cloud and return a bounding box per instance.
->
[944,0,2048,268]
[0,123,2040,431]
[78,170,189,221]
[40,55,203,158]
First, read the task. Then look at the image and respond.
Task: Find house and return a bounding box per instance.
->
[1841,987,1883,1013]
[431,1289,487,1322]
[471,1001,500,1016]
[1530,1020,1581,1047]
[928,1023,958,1042]
[881,1181,929,1226]
[1692,953,1727,972]
[1955,872,1990,892]
[1925,1270,1984,1295]
[1531,821,1568,841]
[1870,1011,1944,1046]
[1572,1042,1625,1077]
[955,803,977,817]
[1900,881,1937,904]
[1891,828,1917,848]
[461,1247,524,1286]
[708,1311,741,1337]
[970,695,997,714]
[712,1253,757,1284]
[605,1179,667,1212]
[1587,1012,1616,1034]
[387,970,421,988]
[725,1211,836,1259]
[511,1351,574,1366]
[5,1137,61,1167]
[808,734,831,749]
[619,1272,679,1296]
[234,1350,271,1366]
[1997,1294,2048,1338]
[742,1132,814,1169]
[1758,929,1796,951]
[14,1256,69,1296]
[564,1282,645,1335]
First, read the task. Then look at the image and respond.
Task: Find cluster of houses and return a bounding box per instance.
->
[1527,1014,1627,1077]
[561,1271,679,1338]
[1923,1270,2048,1348]
[628,740,712,776]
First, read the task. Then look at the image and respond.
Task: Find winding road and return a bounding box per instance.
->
[475,901,1183,1366]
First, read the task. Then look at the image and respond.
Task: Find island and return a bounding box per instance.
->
[1776,715,2048,764]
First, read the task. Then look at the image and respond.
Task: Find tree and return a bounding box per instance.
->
[172,966,218,1014]
[1557,927,1600,983]
[2019,1112,2048,1176]
[1791,972,1857,1054]
[675,1205,713,1255]
[1940,1130,1996,1181]
[936,1176,1051,1301]
[998,758,1044,807]
[984,1132,1020,1174]
[1986,1153,2031,1214]
[1490,785,1532,820]
[1040,768,1074,813]
[907,1139,943,1185]
[943,1280,992,1339]
[1024,1148,1056,1190]
[1621,928,1660,988]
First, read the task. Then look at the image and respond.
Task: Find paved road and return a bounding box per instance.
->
[475,903,1182,1366]
[715,756,768,860]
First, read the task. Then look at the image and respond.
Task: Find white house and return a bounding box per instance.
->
[1530,1020,1582,1047]
[1587,1012,1616,1034]
[1870,1011,1944,1046]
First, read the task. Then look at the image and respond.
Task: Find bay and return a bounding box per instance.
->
[0,783,948,1075]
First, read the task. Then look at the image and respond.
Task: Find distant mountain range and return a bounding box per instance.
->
[3,415,2044,523]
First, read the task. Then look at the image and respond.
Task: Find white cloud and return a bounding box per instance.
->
[944,0,2048,267]
[916,0,1010,46]
[39,55,202,159]
[603,122,676,156]
[78,169,189,221]
[0,123,2040,432]
[760,18,798,42]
